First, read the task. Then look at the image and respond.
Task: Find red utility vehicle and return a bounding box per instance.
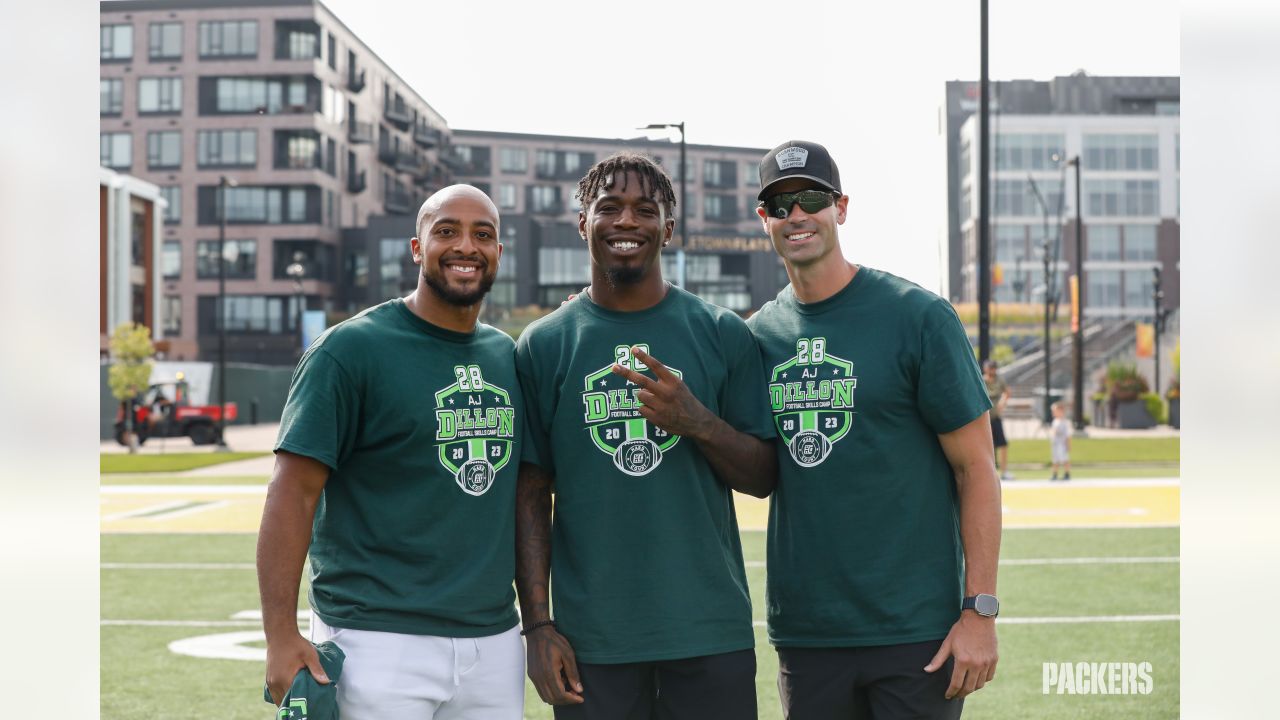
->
[114,379,236,446]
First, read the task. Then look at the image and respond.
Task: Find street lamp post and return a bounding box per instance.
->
[640,122,687,287]
[1067,156,1085,432]
[216,175,237,451]
[1027,174,1054,424]
[286,251,307,357]
[1152,266,1164,398]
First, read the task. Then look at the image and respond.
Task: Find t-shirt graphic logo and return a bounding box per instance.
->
[768,337,857,467]
[434,364,516,496]
[776,146,809,170]
[581,344,682,477]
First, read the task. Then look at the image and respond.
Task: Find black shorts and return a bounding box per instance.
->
[553,648,756,720]
[777,640,963,720]
[989,415,1008,448]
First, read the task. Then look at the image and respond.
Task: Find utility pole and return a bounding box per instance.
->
[977,0,992,363]
[1068,156,1085,431]
[1153,265,1164,399]
[1027,175,1054,423]
[216,175,236,451]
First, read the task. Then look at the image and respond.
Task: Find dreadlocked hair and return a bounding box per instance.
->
[575,152,677,217]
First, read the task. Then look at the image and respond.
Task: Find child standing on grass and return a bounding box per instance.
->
[1050,401,1071,481]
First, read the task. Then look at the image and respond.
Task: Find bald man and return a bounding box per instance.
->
[259,184,527,719]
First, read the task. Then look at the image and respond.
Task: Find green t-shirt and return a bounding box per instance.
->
[516,286,776,664]
[275,299,521,638]
[746,267,991,648]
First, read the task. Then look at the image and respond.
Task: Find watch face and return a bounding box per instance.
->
[975,594,1000,616]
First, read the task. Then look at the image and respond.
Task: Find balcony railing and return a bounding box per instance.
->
[385,187,411,214]
[413,124,441,148]
[347,120,372,144]
[347,67,366,93]
[347,169,366,194]
[384,101,411,128]
[393,152,422,174]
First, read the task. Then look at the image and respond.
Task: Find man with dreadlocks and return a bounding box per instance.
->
[513,152,777,718]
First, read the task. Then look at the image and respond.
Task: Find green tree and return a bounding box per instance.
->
[108,322,155,453]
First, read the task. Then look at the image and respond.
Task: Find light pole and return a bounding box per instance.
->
[640,122,686,287]
[977,0,992,363]
[286,251,307,357]
[1066,156,1085,432]
[1027,175,1054,424]
[1152,266,1164,399]
[216,175,237,451]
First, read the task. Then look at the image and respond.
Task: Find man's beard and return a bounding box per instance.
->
[604,264,646,289]
[422,262,496,307]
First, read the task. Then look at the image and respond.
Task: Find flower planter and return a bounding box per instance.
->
[1115,399,1156,429]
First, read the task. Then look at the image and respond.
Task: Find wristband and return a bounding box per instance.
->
[520,619,557,636]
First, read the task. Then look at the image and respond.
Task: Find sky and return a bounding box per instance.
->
[322,0,1177,294]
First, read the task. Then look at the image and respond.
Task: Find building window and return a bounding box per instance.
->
[499,147,527,173]
[564,151,586,177]
[276,20,322,61]
[1086,270,1121,309]
[320,84,345,125]
[1083,134,1159,171]
[162,296,182,337]
[742,162,759,187]
[148,22,182,60]
[327,31,336,70]
[160,186,182,224]
[535,150,557,179]
[100,132,132,169]
[497,183,516,209]
[1124,225,1158,261]
[162,241,182,279]
[703,160,737,188]
[993,224,1028,264]
[703,194,739,222]
[199,20,258,58]
[528,185,561,214]
[1085,180,1159,217]
[994,179,1062,217]
[198,185,319,225]
[101,24,133,61]
[146,131,182,169]
[538,247,591,284]
[994,133,1066,171]
[138,77,182,114]
[273,239,335,282]
[100,79,124,115]
[206,76,311,114]
[379,238,412,300]
[198,295,296,334]
[274,130,321,169]
[1087,225,1121,261]
[196,239,257,279]
[197,129,256,168]
[1124,269,1156,310]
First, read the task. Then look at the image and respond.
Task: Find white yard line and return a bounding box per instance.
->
[1001,478,1179,488]
[744,556,1178,569]
[102,500,200,522]
[751,614,1179,628]
[101,485,268,495]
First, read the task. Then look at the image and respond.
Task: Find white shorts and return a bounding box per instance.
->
[1051,442,1069,464]
[310,612,524,720]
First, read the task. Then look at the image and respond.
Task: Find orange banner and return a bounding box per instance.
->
[993,263,1004,286]
[1135,322,1154,358]
[1069,275,1080,333]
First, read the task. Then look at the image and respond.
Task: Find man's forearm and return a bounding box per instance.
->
[955,460,1002,595]
[257,481,320,639]
[693,418,777,498]
[515,462,554,625]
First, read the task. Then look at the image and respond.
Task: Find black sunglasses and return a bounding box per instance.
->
[759,190,838,219]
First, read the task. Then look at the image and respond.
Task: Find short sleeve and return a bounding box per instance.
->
[915,303,992,434]
[514,334,553,474]
[274,347,359,470]
[718,318,778,440]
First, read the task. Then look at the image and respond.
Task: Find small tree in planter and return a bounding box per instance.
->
[1106,361,1156,429]
[108,322,155,453]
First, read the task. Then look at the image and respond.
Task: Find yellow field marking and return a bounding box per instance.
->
[101,480,1179,534]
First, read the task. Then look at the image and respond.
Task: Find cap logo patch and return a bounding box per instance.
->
[776,147,809,170]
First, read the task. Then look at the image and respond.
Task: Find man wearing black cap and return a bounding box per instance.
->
[746,141,1003,718]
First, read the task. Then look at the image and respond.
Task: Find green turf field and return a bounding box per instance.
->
[101,452,268,474]
[101,527,1178,719]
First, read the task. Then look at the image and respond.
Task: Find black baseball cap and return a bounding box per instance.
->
[757,140,842,201]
